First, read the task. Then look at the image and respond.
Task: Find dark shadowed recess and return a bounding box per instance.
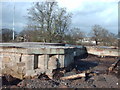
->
[2,75,22,86]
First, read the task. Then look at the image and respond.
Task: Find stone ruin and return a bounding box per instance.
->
[0,42,88,79]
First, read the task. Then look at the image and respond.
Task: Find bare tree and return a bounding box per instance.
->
[90,25,103,45]
[63,27,85,44]
[106,32,118,46]
[70,27,85,43]
[19,29,40,42]
[71,28,85,39]
[26,1,72,43]
[1,28,17,42]
[90,25,117,46]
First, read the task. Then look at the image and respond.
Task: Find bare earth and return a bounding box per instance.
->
[1,54,119,89]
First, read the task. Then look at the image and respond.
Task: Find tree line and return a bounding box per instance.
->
[0,1,118,46]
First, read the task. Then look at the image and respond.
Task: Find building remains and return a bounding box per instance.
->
[0,42,88,79]
[86,46,119,57]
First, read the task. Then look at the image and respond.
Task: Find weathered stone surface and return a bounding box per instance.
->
[38,55,45,70]
[0,57,2,69]
[25,70,36,77]
[17,62,25,67]
[10,53,22,63]
[1,53,22,65]
[11,71,24,80]
[10,64,18,72]
[55,55,64,68]
[44,55,49,70]
[86,46,119,57]
[2,57,11,63]
[17,67,25,74]
[22,55,34,70]
[0,42,87,79]
[48,56,58,70]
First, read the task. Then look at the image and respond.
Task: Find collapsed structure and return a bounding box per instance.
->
[0,42,88,79]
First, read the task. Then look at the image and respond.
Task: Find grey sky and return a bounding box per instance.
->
[1,0,118,34]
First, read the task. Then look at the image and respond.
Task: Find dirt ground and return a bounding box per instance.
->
[0,54,119,89]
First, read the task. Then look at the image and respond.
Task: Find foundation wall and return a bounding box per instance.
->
[0,43,88,79]
[86,46,119,57]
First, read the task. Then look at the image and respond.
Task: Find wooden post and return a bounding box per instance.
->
[60,73,86,80]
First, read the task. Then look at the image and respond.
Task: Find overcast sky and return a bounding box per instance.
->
[1,0,118,34]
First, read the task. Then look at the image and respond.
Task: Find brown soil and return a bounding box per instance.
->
[1,54,119,88]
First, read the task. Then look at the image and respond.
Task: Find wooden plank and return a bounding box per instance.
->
[108,59,120,72]
[60,73,85,80]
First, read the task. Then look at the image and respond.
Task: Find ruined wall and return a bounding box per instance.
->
[0,52,26,79]
[0,43,88,79]
[86,46,119,57]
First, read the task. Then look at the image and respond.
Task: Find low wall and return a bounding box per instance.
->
[86,46,119,57]
[0,42,87,79]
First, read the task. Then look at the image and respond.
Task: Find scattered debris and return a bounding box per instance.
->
[1,54,119,88]
[108,59,120,73]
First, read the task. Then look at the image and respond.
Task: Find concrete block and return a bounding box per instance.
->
[57,55,65,68]
[17,67,25,74]
[22,55,34,70]
[38,55,49,70]
[44,55,49,70]
[38,55,45,70]
[11,71,24,80]
[0,42,88,79]
[10,64,19,73]
[25,70,36,77]
[86,46,119,57]
[48,56,58,70]
[2,57,11,63]
[10,53,22,63]
[17,62,25,67]
[2,53,22,64]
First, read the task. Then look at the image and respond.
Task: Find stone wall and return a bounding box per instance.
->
[0,43,87,79]
[86,46,119,57]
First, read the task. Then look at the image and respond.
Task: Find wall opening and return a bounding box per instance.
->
[34,55,38,69]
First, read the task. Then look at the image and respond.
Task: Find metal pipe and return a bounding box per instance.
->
[12,2,15,40]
